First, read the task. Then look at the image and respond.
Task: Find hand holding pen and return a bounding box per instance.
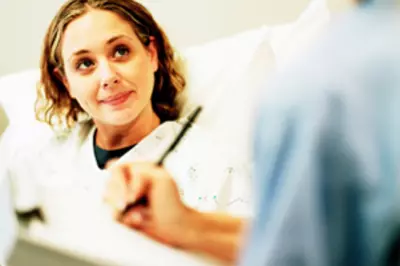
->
[120,106,202,208]
[104,107,203,241]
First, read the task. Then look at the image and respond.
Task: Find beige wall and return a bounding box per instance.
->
[142,0,312,48]
[0,0,357,77]
[0,0,315,76]
[328,0,355,11]
[0,1,67,76]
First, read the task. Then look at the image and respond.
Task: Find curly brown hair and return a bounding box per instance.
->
[36,0,186,130]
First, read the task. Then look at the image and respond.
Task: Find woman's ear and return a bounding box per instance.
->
[147,36,159,72]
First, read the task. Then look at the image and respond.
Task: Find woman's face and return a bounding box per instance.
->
[60,9,158,126]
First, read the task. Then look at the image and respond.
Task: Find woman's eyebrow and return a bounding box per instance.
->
[67,35,133,62]
[106,34,133,45]
[67,49,90,63]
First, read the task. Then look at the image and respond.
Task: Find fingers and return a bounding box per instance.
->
[104,162,176,215]
[104,158,119,170]
[104,163,132,212]
[126,169,150,205]
[120,206,150,229]
[104,162,152,212]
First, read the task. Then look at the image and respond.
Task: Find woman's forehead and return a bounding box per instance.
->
[61,9,138,59]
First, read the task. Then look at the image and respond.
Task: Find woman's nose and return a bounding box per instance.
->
[102,75,120,89]
[99,61,120,89]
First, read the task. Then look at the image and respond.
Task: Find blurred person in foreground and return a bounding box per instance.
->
[83,0,400,265]
[239,0,400,265]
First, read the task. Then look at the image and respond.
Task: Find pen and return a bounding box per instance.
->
[156,106,203,166]
[122,106,203,209]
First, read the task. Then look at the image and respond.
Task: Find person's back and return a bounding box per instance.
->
[240,2,400,266]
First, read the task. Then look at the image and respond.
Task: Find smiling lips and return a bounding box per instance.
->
[100,91,133,106]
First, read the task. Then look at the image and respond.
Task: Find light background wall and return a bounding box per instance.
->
[0,0,312,76]
[0,0,353,76]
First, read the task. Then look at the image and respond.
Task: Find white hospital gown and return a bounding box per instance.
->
[1,120,252,220]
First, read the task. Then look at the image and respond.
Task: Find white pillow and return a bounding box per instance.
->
[269,0,331,71]
[179,26,275,162]
[177,0,331,162]
[179,25,273,115]
[0,69,39,127]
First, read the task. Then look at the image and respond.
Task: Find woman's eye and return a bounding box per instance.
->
[76,59,94,70]
[114,45,130,58]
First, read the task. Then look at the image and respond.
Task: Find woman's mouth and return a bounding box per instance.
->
[100,91,133,106]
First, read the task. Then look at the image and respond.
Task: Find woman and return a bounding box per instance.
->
[2,0,251,226]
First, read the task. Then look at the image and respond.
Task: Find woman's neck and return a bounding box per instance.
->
[94,106,161,150]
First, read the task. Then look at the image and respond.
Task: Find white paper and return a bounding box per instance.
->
[28,218,226,266]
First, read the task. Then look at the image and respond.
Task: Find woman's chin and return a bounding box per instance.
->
[100,111,140,127]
